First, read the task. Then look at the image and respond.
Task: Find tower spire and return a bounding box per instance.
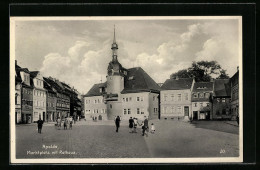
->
[113,25,116,43]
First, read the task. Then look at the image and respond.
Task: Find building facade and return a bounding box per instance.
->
[84,28,160,120]
[212,79,231,120]
[30,71,47,122]
[16,66,34,124]
[160,78,194,120]
[43,79,57,122]
[191,82,213,120]
[15,65,22,124]
[230,69,239,119]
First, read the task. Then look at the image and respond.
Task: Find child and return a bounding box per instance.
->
[150,123,155,134]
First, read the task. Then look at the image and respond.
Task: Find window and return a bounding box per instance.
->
[137,108,140,114]
[199,93,204,98]
[206,103,210,107]
[164,94,167,101]
[205,92,210,98]
[217,98,220,102]
[200,103,203,107]
[122,98,125,102]
[222,98,226,103]
[128,109,131,114]
[178,94,181,101]
[110,104,112,109]
[193,93,198,98]
[141,108,144,114]
[177,106,181,113]
[126,98,128,102]
[184,93,188,100]
[164,107,167,114]
[171,106,175,113]
[171,94,174,101]
[124,109,127,115]
[98,99,100,103]
[34,91,36,96]
[129,97,132,101]
[94,100,97,104]
[141,97,144,101]
[194,102,197,107]
[137,97,140,101]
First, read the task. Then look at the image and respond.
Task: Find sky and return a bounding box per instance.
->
[14,17,240,94]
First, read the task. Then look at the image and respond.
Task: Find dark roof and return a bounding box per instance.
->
[192,82,213,92]
[16,67,30,74]
[43,77,64,93]
[230,70,239,86]
[161,78,193,90]
[213,79,231,97]
[121,67,161,93]
[84,67,161,97]
[30,71,39,78]
[43,79,56,94]
[84,82,106,97]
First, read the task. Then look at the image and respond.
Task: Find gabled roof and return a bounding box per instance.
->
[30,71,39,78]
[84,82,106,97]
[43,79,56,94]
[161,78,193,90]
[16,67,30,74]
[43,77,64,93]
[230,70,239,86]
[213,79,231,97]
[121,67,161,93]
[192,82,213,92]
[84,67,161,97]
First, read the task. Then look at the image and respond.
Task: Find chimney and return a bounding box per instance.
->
[15,60,17,65]
[237,66,239,71]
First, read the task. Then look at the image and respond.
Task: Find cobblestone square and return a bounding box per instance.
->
[15,120,239,158]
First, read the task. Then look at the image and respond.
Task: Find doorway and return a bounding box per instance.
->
[184,106,189,116]
[193,111,198,120]
[43,112,45,122]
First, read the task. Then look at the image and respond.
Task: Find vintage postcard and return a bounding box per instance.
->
[10,16,243,164]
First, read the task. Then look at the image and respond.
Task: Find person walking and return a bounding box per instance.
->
[150,123,155,134]
[129,117,134,133]
[236,115,239,125]
[37,118,44,134]
[143,116,149,137]
[69,116,73,130]
[133,118,138,133]
[64,117,68,130]
[56,117,61,130]
[115,116,121,132]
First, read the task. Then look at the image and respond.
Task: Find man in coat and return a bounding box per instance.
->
[115,116,121,132]
[143,116,149,136]
[37,118,44,134]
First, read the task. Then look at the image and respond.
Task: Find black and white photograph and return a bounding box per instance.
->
[10,16,243,164]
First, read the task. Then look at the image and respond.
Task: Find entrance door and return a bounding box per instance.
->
[15,112,17,124]
[184,106,189,116]
[193,111,198,120]
[43,112,45,122]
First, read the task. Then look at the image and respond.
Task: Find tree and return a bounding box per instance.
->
[170,60,229,82]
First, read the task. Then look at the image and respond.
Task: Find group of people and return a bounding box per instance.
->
[114,116,155,136]
[56,116,73,130]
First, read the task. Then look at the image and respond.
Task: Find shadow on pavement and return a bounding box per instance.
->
[190,121,239,135]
